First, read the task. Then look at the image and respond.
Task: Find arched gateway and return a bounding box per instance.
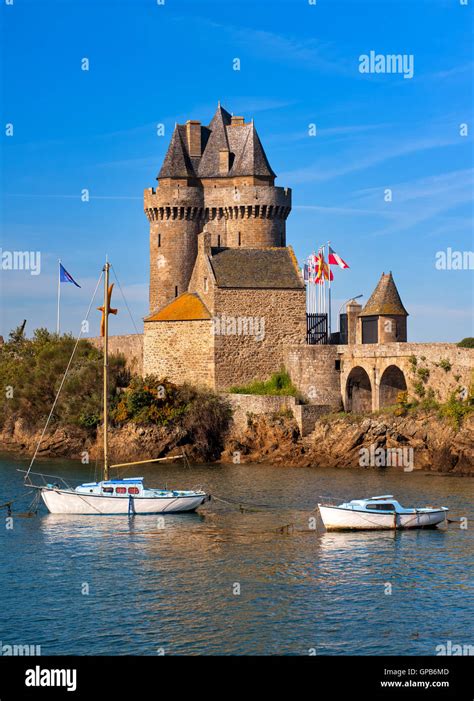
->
[379,365,407,408]
[345,366,372,413]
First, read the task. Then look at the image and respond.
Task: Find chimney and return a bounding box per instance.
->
[219,148,230,174]
[231,116,245,126]
[185,120,201,157]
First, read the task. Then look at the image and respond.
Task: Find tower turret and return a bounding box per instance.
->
[145,104,292,314]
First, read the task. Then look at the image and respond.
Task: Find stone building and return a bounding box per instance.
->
[356,272,408,344]
[144,103,291,314]
[138,103,473,417]
[143,104,305,389]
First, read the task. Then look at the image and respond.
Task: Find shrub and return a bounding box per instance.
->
[439,392,473,430]
[0,328,127,432]
[417,367,430,382]
[437,358,452,372]
[413,381,426,398]
[457,338,474,348]
[113,376,232,459]
[420,387,439,410]
[408,355,417,372]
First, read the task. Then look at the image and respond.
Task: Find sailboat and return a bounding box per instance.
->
[21,261,209,515]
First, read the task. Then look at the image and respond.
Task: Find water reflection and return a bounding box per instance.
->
[1,456,472,655]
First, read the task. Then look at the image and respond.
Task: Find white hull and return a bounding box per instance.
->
[41,488,206,515]
[319,505,447,531]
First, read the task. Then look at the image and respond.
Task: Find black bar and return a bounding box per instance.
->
[0,656,471,699]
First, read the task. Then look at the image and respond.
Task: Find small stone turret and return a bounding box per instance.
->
[145,104,292,314]
[358,272,408,344]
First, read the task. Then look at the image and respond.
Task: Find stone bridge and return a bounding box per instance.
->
[285,342,473,415]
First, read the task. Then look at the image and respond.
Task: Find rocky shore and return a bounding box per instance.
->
[223,410,474,475]
[1,409,472,476]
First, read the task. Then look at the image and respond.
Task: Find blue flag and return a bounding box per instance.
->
[59,263,81,288]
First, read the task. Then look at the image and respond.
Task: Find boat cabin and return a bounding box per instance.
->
[340,495,404,513]
[75,478,145,497]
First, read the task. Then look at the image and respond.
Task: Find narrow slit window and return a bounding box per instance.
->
[217,234,221,247]
[238,231,241,246]
[158,233,161,247]
[175,285,178,297]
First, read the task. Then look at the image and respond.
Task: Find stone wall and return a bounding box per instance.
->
[225,393,298,433]
[214,288,307,390]
[225,393,333,437]
[91,334,143,375]
[285,341,473,413]
[143,320,215,386]
[293,403,333,436]
[284,345,343,408]
[339,342,473,409]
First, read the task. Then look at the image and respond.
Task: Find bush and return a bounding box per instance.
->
[113,375,233,459]
[413,381,426,398]
[437,358,452,372]
[439,391,473,430]
[0,328,127,432]
[457,338,474,348]
[419,387,439,410]
[417,366,430,382]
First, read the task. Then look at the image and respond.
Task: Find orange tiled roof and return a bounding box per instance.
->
[145,292,211,322]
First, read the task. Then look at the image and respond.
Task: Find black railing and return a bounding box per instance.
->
[306,313,328,345]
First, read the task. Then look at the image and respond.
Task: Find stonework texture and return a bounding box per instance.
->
[213,288,306,390]
[143,320,214,387]
[90,334,143,375]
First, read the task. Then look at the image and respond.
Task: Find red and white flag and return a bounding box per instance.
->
[328,245,349,269]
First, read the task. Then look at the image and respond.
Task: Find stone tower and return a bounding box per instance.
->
[358,272,408,343]
[144,104,292,314]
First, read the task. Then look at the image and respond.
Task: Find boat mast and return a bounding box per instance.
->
[103,261,110,482]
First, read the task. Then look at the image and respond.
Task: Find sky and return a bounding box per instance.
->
[0,0,473,342]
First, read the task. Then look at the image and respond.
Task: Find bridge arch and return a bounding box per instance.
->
[379,364,407,408]
[345,366,372,413]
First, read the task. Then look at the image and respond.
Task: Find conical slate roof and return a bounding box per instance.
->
[229,124,276,178]
[157,104,275,180]
[359,272,408,317]
[158,125,195,179]
[197,105,232,177]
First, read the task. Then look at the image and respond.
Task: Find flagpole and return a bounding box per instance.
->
[56,259,61,335]
[327,240,332,340]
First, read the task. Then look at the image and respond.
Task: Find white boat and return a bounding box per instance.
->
[21,260,209,515]
[318,495,448,531]
[38,477,207,515]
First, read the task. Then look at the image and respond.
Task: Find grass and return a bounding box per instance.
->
[229,369,303,399]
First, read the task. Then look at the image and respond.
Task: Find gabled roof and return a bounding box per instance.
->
[209,247,304,289]
[157,104,276,180]
[359,272,408,317]
[145,292,211,322]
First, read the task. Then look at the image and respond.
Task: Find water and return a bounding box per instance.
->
[0,454,472,656]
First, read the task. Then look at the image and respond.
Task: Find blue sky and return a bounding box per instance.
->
[1,0,473,341]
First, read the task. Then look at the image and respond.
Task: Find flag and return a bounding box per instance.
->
[315,251,334,282]
[328,246,349,269]
[59,263,81,287]
[303,263,309,281]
